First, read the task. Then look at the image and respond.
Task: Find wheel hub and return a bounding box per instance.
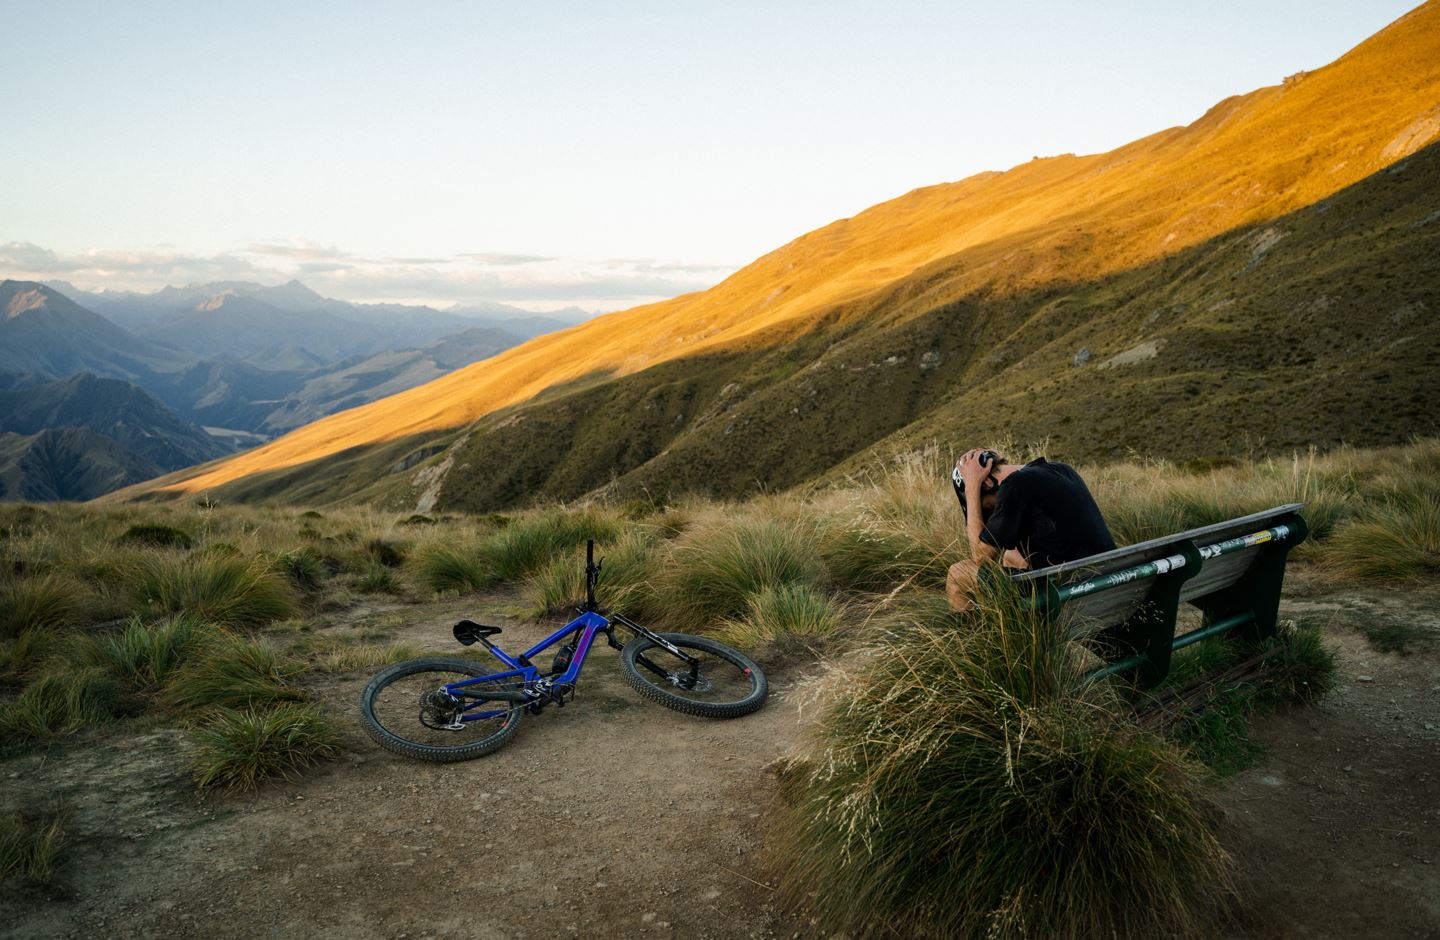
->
[419,688,464,730]
[668,672,712,693]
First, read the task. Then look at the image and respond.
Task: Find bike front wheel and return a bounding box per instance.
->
[619,633,767,718]
[359,657,524,762]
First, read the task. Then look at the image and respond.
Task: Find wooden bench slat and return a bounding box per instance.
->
[1012,503,1309,689]
[1014,503,1303,586]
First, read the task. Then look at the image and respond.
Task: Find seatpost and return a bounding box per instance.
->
[585,538,599,612]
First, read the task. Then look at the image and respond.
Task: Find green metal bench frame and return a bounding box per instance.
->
[1012,503,1310,688]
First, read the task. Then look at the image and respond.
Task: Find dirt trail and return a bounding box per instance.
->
[2,576,1437,939]
[1217,577,1440,939]
[2,601,802,939]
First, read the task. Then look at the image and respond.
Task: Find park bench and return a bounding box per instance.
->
[1012,503,1309,688]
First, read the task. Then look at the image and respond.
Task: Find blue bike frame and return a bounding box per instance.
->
[445,610,610,721]
[443,541,698,722]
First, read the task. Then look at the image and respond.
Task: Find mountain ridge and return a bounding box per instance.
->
[105,1,1440,507]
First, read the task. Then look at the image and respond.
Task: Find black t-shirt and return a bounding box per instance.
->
[978,458,1116,569]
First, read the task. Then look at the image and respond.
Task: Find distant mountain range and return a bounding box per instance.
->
[0,278,587,500]
[109,1,1440,511]
[0,427,163,502]
[0,373,231,502]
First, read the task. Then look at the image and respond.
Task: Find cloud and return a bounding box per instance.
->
[0,239,737,311]
[243,238,350,261]
[457,252,556,266]
[1,240,265,283]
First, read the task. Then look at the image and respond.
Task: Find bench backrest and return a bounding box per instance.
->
[1013,503,1304,636]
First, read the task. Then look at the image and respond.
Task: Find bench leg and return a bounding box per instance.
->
[1090,540,1202,689]
[1191,511,1309,646]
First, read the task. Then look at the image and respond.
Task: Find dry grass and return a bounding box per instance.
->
[776,578,1234,938]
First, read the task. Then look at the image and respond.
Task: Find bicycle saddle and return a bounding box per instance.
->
[453,619,503,646]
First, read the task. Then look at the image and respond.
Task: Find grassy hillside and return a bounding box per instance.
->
[116,2,1440,509]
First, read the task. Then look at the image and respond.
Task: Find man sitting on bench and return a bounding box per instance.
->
[946,448,1117,611]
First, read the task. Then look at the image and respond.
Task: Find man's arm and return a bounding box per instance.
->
[958,450,1000,564]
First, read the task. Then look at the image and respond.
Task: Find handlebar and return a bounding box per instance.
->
[585,538,601,612]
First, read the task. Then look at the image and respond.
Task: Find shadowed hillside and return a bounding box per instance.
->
[116,2,1440,508]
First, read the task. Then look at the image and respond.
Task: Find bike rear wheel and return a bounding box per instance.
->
[619,633,767,718]
[359,657,524,762]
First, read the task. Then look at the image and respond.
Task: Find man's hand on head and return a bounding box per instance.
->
[957,449,991,492]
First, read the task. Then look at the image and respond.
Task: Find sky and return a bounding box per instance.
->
[0,0,1421,312]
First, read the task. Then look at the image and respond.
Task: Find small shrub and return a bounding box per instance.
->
[191,704,340,790]
[164,634,306,712]
[116,524,193,550]
[0,813,66,883]
[125,555,296,628]
[659,518,823,627]
[777,578,1233,938]
[0,574,80,639]
[716,583,844,649]
[0,667,125,741]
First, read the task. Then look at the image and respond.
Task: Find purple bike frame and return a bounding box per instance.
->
[444,610,610,721]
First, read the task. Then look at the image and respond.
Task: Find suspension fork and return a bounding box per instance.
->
[610,612,701,684]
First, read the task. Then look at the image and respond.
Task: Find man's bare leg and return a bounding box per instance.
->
[946,551,1029,611]
[946,560,980,611]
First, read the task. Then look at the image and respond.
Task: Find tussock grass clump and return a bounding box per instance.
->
[354,564,404,595]
[1320,486,1440,582]
[716,583,845,649]
[819,523,941,592]
[0,812,66,883]
[164,634,306,712]
[524,529,662,618]
[484,507,624,582]
[305,640,419,674]
[1094,451,1354,547]
[777,580,1232,938]
[0,574,80,639]
[811,453,964,592]
[364,538,406,568]
[92,615,216,691]
[191,704,340,790]
[273,547,328,591]
[0,667,125,741]
[1,629,65,681]
[117,523,193,550]
[659,517,823,627]
[1257,619,1336,706]
[413,540,496,594]
[125,554,296,627]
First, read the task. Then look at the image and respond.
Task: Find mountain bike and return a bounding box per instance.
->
[358,540,768,762]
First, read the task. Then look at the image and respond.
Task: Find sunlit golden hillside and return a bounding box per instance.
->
[118,2,1440,509]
